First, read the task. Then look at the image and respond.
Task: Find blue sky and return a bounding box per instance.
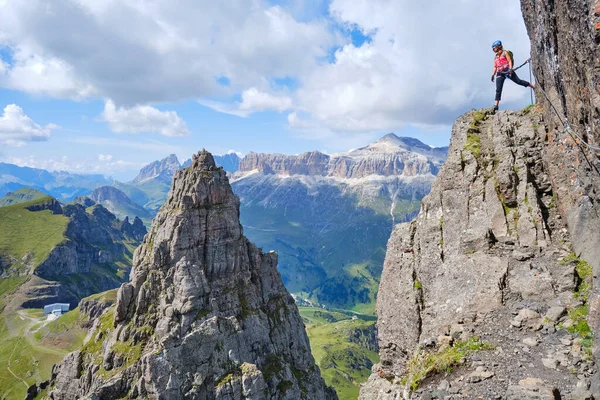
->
[0,0,533,180]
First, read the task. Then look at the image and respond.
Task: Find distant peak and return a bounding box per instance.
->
[374,134,429,149]
[379,133,401,142]
[164,154,180,164]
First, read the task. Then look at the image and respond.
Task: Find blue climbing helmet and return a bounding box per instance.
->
[492,40,502,48]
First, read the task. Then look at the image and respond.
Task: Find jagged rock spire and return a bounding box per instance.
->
[49,150,337,400]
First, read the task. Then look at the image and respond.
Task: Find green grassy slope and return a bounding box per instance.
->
[0,188,48,207]
[0,198,69,269]
[0,307,89,399]
[300,307,379,400]
[0,287,117,400]
[0,198,137,398]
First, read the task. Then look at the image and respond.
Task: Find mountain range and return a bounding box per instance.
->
[0,135,447,313]
[0,163,112,201]
[231,134,447,313]
[114,152,242,213]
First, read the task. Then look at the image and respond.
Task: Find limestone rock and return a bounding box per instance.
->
[545,307,567,323]
[505,378,561,400]
[49,149,336,400]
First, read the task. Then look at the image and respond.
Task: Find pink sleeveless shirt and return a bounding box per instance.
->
[495,53,510,72]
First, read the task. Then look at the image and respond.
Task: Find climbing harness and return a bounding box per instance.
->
[510,57,536,104]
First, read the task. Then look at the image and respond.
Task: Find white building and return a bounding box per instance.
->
[44,303,70,320]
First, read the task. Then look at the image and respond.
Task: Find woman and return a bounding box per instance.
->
[491,40,535,112]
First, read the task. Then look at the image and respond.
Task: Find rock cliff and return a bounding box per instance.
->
[48,150,336,400]
[521,0,600,373]
[360,109,597,399]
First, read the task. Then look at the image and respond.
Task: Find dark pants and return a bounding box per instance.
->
[495,70,531,101]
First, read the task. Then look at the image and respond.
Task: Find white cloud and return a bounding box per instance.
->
[0,51,95,99]
[98,154,113,161]
[70,137,187,155]
[0,104,58,146]
[0,0,337,104]
[201,88,293,117]
[101,100,190,137]
[226,149,244,157]
[239,88,293,112]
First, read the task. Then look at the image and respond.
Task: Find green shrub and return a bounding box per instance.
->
[401,337,494,392]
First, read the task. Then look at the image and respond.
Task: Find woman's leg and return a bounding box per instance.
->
[509,71,535,88]
[495,74,506,107]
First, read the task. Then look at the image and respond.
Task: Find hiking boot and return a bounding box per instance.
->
[492,105,499,114]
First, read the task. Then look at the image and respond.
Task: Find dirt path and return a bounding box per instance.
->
[7,346,29,389]
[17,310,65,356]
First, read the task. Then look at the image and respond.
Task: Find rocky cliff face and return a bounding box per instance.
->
[360,109,596,399]
[521,0,600,371]
[237,134,447,179]
[117,216,147,241]
[48,150,336,400]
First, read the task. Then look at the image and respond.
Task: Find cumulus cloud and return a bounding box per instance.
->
[0,0,336,104]
[101,100,190,137]
[239,88,293,112]
[226,149,244,157]
[0,51,95,99]
[0,104,58,146]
